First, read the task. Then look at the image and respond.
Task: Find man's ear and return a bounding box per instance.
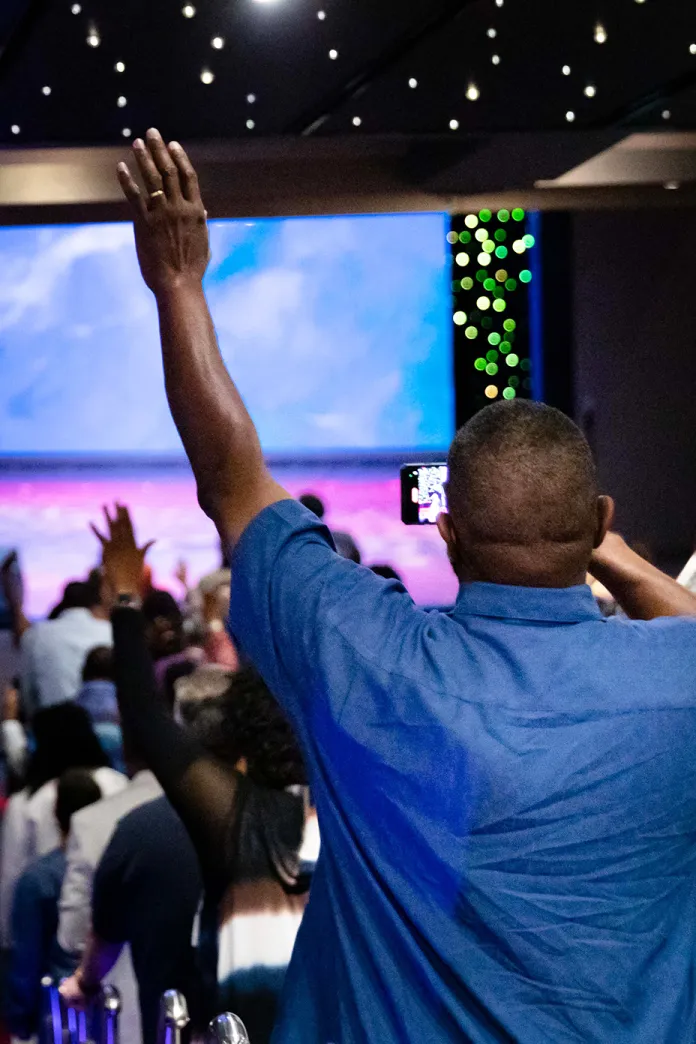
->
[594,495,615,549]
[437,512,460,573]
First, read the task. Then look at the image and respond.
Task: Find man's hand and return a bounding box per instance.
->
[59,973,91,1011]
[591,530,696,620]
[174,559,190,594]
[1,552,23,610]
[117,129,210,296]
[91,504,154,601]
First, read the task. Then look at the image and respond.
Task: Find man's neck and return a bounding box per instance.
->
[91,605,109,621]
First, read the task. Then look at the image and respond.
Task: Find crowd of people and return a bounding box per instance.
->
[0,130,695,1044]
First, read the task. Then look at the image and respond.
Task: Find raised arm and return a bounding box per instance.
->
[117,129,289,548]
[590,532,696,620]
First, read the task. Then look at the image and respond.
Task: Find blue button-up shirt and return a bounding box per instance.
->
[230,500,696,1044]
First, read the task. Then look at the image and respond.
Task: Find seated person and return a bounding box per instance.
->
[7,769,102,1043]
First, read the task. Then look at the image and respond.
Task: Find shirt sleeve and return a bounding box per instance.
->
[57,821,93,956]
[92,825,130,945]
[228,500,422,729]
[0,792,30,949]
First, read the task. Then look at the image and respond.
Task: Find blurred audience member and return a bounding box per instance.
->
[369,564,404,584]
[57,735,164,1044]
[0,704,125,949]
[299,493,361,564]
[7,769,101,1043]
[77,647,124,774]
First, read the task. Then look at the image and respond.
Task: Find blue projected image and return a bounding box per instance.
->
[0,213,452,457]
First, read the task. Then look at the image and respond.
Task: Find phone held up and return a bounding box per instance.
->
[400,464,449,525]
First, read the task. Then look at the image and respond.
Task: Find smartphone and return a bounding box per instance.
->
[400,464,449,525]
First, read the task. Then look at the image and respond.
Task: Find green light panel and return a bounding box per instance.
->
[449,208,536,413]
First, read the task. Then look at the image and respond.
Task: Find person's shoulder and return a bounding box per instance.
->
[17,848,65,897]
[607,614,696,644]
[235,499,327,555]
[114,795,174,836]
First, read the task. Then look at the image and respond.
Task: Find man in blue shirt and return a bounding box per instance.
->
[118,131,696,1042]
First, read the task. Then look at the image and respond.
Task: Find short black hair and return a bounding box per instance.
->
[55,768,102,834]
[82,645,114,683]
[142,589,183,627]
[448,401,598,546]
[299,494,325,519]
[191,667,306,790]
[27,703,111,795]
[370,564,404,583]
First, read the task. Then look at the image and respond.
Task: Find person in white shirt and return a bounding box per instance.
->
[58,754,163,1044]
[0,703,125,948]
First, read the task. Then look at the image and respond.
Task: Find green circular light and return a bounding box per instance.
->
[522,234,536,249]
[492,299,506,312]
[452,280,461,291]
[477,296,491,310]
[497,209,510,222]
[495,268,508,282]
[482,241,495,254]
[459,230,472,244]
[506,353,520,367]
[465,214,479,229]
[475,228,488,243]
[483,278,496,291]
[512,240,526,255]
[465,326,478,340]
[500,340,511,354]
[447,231,459,244]
[455,252,470,267]
[486,349,499,362]
[508,376,520,388]
[478,253,492,266]
[493,287,505,299]
[475,271,486,282]
[503,387,516,400]
[519,269,532,284]
[474,357,486,371]
[461,276,474,289]
[486,362,499,376]
[495,245,508,259]
[453,311,467,326]
[494,229,507,242]
[479,208,492,222]
[503,319,516,332]
[520,358,531,371]
[488,332,501,346]
[481,316,493,329]
[511,208,525,222]
[505,278,518,291]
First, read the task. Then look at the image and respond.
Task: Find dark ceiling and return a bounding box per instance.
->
[0,0,695,147]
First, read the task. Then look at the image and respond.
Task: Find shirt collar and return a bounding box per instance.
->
[452,581,603,624]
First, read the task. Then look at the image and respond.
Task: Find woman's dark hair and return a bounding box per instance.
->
[192,668,306,790]
[48,577,101,620]
[26,703,111,795]
[55,768,102,834]
[82,645,114,683]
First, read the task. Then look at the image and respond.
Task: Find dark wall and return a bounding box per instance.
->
[573,210,696,563]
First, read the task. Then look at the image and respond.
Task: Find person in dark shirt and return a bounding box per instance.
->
[7,769,101,1041]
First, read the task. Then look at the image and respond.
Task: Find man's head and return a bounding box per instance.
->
[82,645,114,683]
[299,494,325,519]
[437,401,614,589]
[55,768,102,839]
[142,589,184,660]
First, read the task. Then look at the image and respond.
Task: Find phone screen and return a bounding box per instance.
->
[400,464,449,525]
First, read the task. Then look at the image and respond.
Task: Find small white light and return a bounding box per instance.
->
[329,48,338,59]
[115,61,126,73]
[11,125,20,135]
[408,77,418,88]
[122,127,131,138]
[495,0,504,6]
[317,9,326,19]
[246,119,255,130]
[487,28,497,38]
[565,110,576,122]
[634,0,646,4]
[352,116,362,127]
[247,93,256,103]
[182,4,196,17]
[86,29,100,47]
[449,119,460,130]
[42,86,52,96]
[594,21,607,44]
[662,109,671,120]
[211,36,224,49]
[562,64,571,75]
[690,43,696,55]
[71,3,81,12]
[117,95,127,107]
[664,180,680,190]
[200,68,215,84]
[466,82,480,101]
[584,84,597,98]
[491,54,501,65]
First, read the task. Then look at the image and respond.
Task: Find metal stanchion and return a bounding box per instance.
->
[157,990,190,1044]
[100,986,121,1044]
[40,976,62,1044]
[207,1013,250,1044]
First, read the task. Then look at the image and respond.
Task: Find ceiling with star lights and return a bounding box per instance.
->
[0,0,695,149]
